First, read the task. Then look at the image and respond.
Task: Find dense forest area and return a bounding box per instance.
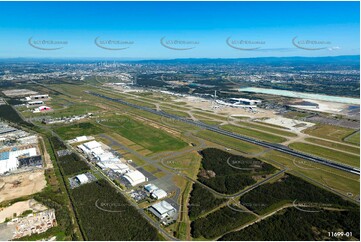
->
[0,104,33,127]
[220,207,360,241]
[197,148,276,194]
[49,136,67,150]
[188,183,227,219]
[58,153,89,176]
[71,179,159,241]
[240,174,355,214]
[191,205,256,239]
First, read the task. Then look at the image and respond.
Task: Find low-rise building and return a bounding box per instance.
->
[148,201,177,225]
[0,148,39,175]
[123,170,147,186]
[75,174,90,185]
[144,184,158,193]
[25,94,49,101]
[151,189,168,200]
[27,101,44,107]
[144,184,168,200]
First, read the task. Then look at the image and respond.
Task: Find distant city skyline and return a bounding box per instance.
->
[0,1,359,59]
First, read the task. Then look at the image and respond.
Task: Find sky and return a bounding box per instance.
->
[0,1,359,59]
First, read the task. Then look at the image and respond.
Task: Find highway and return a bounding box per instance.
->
[89,91,360,175]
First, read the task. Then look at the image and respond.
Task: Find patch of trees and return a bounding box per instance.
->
[191,205,256,239]
[58,153,89,176]
[71,179,159,241]
[137,75,166,87]
[219,207,360,241]
[0,105,33,127]
[188,183,227,219]
[0,81,15,88]
[33,169,77,240]
[6,98,24,105]
[49,136,67,150]
[197,148,276,194]
[240,174,356,214]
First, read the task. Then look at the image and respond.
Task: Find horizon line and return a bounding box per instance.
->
[0,54,359,62]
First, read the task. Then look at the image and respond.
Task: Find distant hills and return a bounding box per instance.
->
[0,55,359,66]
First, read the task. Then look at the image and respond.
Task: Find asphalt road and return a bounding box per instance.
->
[89,91,360,175]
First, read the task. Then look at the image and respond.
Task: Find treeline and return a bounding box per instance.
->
[58,153,89,176]
[49,136,67,150]
[6,98,24,105]
[33,169,78,240]
[197,148,276,194]
[220,207,360,241]
[188,183,227,219]
[0,105,33,127]
[240,174,356,215]
[191,205,256,239]
[70,179,159,241]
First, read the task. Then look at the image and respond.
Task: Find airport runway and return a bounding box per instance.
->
[89,92,360,175]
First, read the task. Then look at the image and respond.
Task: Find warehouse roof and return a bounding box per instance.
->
[75,174,89,184]
[83,140,101,150]
[150,201,175,215]
[151,189,167,200]
[123,170,146,186]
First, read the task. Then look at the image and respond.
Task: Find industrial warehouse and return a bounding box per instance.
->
[148,200,178,225]
[68,172,97,189]
[0,123,42,175]
[144,184,168,200]
[75,139,147,187]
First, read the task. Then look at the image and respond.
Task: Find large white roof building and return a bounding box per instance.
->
[123,170,147,186]
[75,174,90,184]
[0,148,37,174]
[83,141,101,150]
[151,189,168,200]
[149,201,176,220]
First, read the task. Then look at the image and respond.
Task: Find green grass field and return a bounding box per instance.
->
[305,138,359,155]
[193,111,228,121]
[344,131,360,145]
[260,151,360,198]
[221,124,287,143]
[304,124,356,143]
[54,122,105,140]
[239,121,297,136]
[161,108,190,118]
[106,116,188,153]
[196,129,264,155]
[289,142,359,167]
[200,120,223,126]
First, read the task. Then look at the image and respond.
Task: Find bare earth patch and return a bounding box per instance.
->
[0,170,46,203]
[0,199,47,223]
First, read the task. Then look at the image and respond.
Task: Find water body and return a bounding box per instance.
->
[239,87,360,105]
